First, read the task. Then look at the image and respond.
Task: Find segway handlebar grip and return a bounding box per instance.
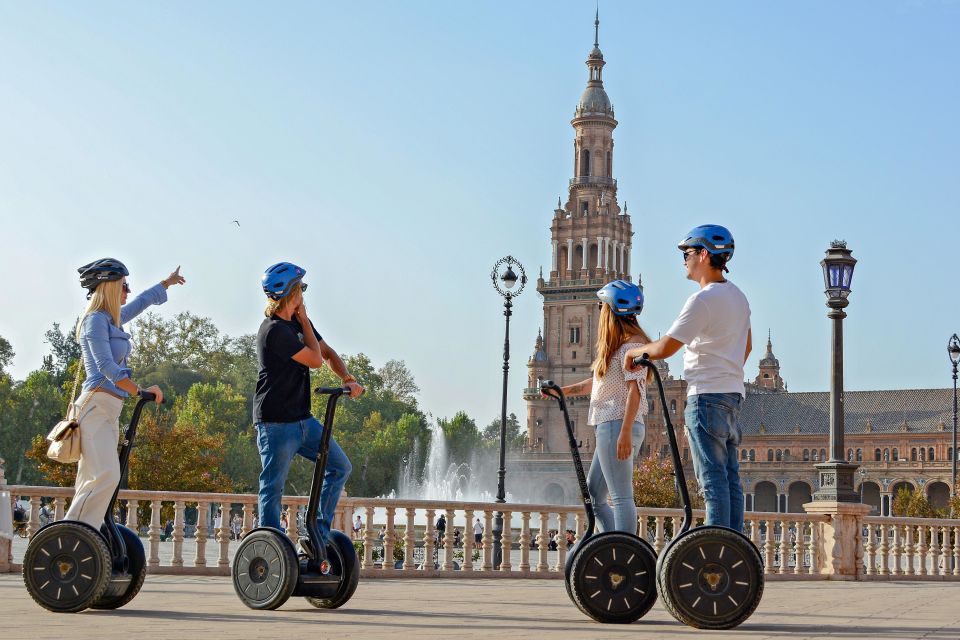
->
[631,353,654,369]
[314,386,352,396]
[137,389,164,403]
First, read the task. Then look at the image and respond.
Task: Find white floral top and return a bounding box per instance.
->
[587,341,649,426]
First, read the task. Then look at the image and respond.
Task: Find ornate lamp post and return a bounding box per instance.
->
[812,241,860,502]
[948,334,960,519]
[491,256,526,569]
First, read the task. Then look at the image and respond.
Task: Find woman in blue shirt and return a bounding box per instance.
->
[65,258,185,529]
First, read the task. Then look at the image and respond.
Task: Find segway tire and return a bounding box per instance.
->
[568,532,658,624]
[657,526,764,630]
[22,521,112,613]
[305,530,360,609]
[90,525,147,610]
[232,529,299,610]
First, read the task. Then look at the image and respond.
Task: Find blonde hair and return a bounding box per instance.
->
[591,304,653,381]
[75,279,123,340]
[264,288,298,317]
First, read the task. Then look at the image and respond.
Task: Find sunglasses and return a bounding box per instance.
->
[122,282,131,293]
[683,249,701,263]
[300,282,308,293]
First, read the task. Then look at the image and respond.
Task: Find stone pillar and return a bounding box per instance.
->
[596,236,604,269]
[580,237,589,271]
[803,501,871,579]
[566,238,574,273]
[551,241,558,273]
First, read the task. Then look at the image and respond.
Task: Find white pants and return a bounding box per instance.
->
[65,392,123,529]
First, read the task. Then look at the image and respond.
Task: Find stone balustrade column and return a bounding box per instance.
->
[763,519,776,571]
[481,510,493,571]
[287,504,299,546]
[596,236,604,269]
[172,500,186,567]
[148,500,162,568]
[654,516,665,555]
[864,524,877,575]
[536,511,549,572]
[242,502,254,540]
[892,524,903,576]
[917,525,928,576]
[218,503,231,568]
[905,524,915,575]
[938,525,949,576]
[554,512,567,572]
[125,498,137,531]
[423,509,436,572]
[566,238,574,273]
[53,496,65,521]
[778,520,791,574]
[442,507,455,571]
[500,510,512,572]
[362,506,376,570]
[382,506,396,571]
[580,237,589,271]
[953,525,960,577]
[461,510,473,572]
[518,512,530,572]
[27,496,41,538]
[803,501,871,579]
[403,508,416,570]
[195,502,209,567]
[878,524,890,576]
[931,525,943,576]
[806,521,818,574]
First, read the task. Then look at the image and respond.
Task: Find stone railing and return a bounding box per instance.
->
[4,485,959,581]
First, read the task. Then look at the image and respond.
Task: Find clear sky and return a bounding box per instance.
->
[0,1,957,426]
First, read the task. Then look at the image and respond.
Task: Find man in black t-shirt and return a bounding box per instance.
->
[254,262,364,542]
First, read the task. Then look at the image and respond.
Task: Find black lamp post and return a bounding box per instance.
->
[491,256,526,569]
[812,240,861,502]
[948,334,960,519]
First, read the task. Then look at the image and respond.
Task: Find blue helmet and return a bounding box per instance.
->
[262,262,306,300]
[597,280,644,316]
[678,224,735,260]
[78,258,129,297]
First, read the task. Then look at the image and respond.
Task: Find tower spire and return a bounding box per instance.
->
[594,7,599,48]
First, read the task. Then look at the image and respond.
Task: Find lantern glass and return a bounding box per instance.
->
[502,266,518,289]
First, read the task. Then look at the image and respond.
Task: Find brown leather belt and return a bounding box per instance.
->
[92,388,125,400]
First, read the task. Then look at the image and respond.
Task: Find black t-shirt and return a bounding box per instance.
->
[253,316,322,424]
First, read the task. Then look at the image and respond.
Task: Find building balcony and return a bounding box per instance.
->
[568,176,616,188]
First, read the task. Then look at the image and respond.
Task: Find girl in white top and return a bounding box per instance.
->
[552,280,651,533]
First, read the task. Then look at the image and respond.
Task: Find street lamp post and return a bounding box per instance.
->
[491,256,526,569]
[948,334,960,519]
[813,240,861,502]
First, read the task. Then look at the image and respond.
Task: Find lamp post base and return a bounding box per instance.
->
[812,462,861,503]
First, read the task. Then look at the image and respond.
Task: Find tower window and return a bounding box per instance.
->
[763,373,770,379]
[580,149,590,176]
[606,151,611,177]
[569,327,581,344]
[581,200,589,216]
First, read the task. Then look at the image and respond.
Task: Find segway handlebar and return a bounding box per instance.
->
[314,386,352,396]
[136,389,166,403]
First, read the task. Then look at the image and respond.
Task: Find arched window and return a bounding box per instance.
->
[874,448,882,462]
[883,448,889,461]
[784,449,791,460]
[820,448,826,460]
[606,151,612,177]
[767,449,774,462]
[812,449,819,462]
[920,448,926,461]
[749,449,755,462]
[911,448,917,461]
[670,399,677,414]
[892,448,898,461]
[803,449,810,462]
[856,448,862,461]
[928,447,935,461]
[776,449,783,462]
[741,449,747,461]
[580,149,590,176]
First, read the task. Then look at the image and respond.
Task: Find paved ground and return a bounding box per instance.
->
[3,574,959,639]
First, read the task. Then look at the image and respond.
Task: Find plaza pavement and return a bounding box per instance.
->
[2,574,959,640]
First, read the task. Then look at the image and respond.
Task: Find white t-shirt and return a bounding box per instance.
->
[666,280,751,397]
[474,521,484,535]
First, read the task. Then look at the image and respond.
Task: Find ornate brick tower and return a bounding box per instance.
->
[754,330,786,391]
[523,14,634,455]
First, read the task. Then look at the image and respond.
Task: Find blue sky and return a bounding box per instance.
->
[0,1,957,425]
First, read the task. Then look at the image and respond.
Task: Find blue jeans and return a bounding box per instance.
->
[586,420,645,534]
[255,416,352,541]
[684,393,745,532]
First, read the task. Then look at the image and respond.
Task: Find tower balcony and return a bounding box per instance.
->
[569,176,617,189]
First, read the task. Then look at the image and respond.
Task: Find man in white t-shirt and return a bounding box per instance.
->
[626,225,752,532]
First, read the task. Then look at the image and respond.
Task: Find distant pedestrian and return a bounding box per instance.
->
[231,514,242,540]
[435,514,446,548]
[280,511,288,533]
[353,515,363,540]
[378,525,386,541]
[473,518,484,549]
[453,528,462,548]
[163,519,174,542]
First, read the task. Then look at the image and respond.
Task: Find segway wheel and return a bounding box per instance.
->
[22,521,112,613]
[657,526,764,630]
[232,529,299,610]
[305,530,360,609]
[91,525,147,610]
[568,532,658,624]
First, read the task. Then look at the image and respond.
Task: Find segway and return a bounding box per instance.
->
[232,386,360,610]
[634,354,764,629]
[540,380,658,624]
[22,390,160,613]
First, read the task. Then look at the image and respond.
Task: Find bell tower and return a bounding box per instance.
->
[525,13,634,455]
[754,330,786,391]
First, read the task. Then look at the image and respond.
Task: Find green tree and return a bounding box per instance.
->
[3,370,64,484]
[483,412,526,450]
[377,359,420,404]
[633,456,704,510]
[41,322,81,384]
[0,334,14,373]
[892,486,935,518]
[438,411,483,465]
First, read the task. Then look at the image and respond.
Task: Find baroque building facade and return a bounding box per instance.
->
[515,19,957,515]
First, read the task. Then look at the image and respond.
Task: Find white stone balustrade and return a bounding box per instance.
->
[5,485,959,581]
